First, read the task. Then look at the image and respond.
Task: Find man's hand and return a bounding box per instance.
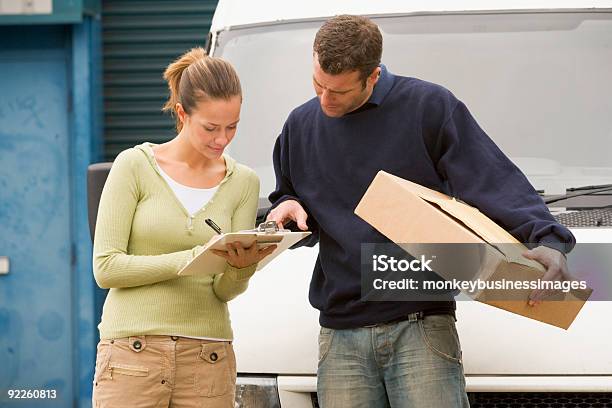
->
[266,199,309,231]
[211,242,277,269]
[522,245,570,306]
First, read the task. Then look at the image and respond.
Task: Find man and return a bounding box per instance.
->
[267,15,574,408]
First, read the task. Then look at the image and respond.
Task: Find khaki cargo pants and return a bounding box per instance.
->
[92,335,236,408]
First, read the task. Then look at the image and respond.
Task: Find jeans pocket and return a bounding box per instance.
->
[102,340,162,382]
[194,342,233,397]
[318,327,334,366]
[93,338,163,408]
[93,341,112,385]
[418,314,462,365]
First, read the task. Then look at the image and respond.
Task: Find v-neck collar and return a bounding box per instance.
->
[136,142,235,222]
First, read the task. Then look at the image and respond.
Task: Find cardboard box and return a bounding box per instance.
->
[354,170,592,329]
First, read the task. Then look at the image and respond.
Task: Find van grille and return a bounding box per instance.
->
[554,208,612,227]
[469,392,612,407]
[310,392,612,407]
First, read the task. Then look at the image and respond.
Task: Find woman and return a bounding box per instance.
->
[91,47,274,408]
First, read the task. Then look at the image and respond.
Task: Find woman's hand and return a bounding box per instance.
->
[211,242,277,269]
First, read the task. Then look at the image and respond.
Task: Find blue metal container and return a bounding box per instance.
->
[0,2,102,406]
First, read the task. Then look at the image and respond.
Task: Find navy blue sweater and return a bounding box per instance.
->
[269,65,576,329]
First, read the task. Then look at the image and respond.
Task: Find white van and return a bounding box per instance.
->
[208,1,612,406]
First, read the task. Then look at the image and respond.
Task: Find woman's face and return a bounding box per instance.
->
[177,96,241,160]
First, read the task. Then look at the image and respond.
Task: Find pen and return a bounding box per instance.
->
[205,218,223,235]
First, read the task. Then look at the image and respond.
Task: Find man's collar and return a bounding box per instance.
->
[345,64,393,115]
[367,64,393,106]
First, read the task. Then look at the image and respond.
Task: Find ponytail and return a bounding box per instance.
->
[162,47,242,132]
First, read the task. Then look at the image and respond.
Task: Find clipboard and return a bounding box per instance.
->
[178,221,311,276]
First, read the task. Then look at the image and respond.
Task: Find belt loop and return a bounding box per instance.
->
[408,311,425,322]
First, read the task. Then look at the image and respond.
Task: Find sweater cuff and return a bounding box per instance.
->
[183,245,205,267]
[537,234,571,257]
[225,264,257,281]
[192,245,205,257]
[269,194,303,212]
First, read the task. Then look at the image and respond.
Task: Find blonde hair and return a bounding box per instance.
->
[162,47,242,132]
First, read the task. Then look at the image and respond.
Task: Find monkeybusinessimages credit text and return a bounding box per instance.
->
[370,254,588,293]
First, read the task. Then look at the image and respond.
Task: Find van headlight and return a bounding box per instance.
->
[235,376,281,408]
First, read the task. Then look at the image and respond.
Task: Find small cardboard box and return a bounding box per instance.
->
[354,170,592,329]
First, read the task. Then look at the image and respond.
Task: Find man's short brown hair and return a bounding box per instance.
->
[313,15,382,86]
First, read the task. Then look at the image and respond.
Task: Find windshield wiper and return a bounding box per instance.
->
[544,184,612,205]
[566,183,612,192]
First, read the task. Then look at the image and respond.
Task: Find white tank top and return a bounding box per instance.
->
[156,163,219,215]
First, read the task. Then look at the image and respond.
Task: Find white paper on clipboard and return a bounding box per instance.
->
[177,221,311,276]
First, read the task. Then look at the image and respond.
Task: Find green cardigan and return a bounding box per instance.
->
[93,142,259,340]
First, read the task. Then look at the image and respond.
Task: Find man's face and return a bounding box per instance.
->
[312,55,380,118]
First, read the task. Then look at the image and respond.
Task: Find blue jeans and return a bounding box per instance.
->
[317,313,470,408]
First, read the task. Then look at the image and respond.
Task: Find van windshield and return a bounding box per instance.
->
[213,11,612,201]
